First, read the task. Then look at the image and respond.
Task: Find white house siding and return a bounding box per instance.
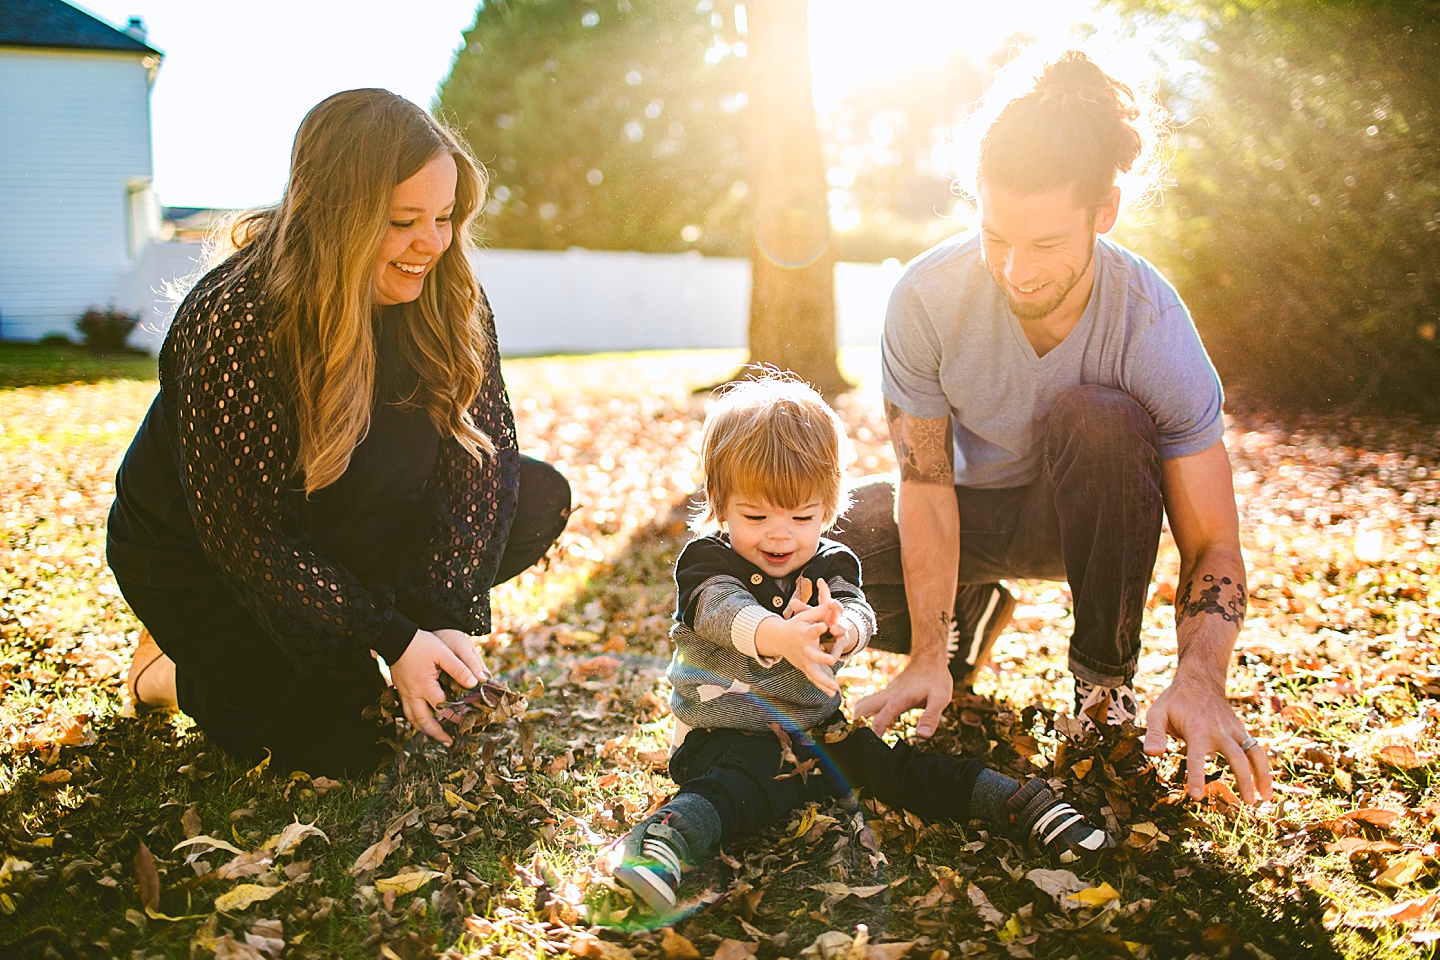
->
[124,244,905,356]
[0,47,156,341]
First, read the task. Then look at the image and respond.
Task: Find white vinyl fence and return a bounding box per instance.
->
[123,245,904,356]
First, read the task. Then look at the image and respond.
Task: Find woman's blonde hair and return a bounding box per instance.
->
[696,372,853,530]
[217,88,493,494]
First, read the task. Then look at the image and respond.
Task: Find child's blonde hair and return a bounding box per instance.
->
[696,372,853,529]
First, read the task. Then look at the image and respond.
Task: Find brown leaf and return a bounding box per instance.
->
[134,840,160,912]
[866,943,918,960]
[1378,745,1426,770]
[968,881,1006,926]
[352,834,397,875]
[659,927,701,960]
[712,940,758,960]
[1372,892,1438,923]
[181,803,202,840]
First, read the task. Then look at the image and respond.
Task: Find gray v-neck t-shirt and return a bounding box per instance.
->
[880,233,1223,489]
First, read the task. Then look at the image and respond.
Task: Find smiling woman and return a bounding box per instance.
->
[106,89,571,778]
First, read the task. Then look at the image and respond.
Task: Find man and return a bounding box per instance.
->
[835,49,1272,803]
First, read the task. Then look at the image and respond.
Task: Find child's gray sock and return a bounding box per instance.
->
[969,767,1021,827]
[664,791,724,858]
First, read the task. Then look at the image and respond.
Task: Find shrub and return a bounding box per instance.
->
[76,308,139,353]
[1115,0,1440,413]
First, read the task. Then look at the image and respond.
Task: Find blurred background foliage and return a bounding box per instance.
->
[440,0,1440,412]
[1113,0,1440,412]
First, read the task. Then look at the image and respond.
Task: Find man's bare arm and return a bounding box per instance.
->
[1144,441,1274,802]
[853,401,958,738]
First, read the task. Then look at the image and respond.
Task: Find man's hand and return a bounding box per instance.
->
[852,656,953,738]
[756,605,841,697]
[390,629,488,745]
[1143,670,1273,803]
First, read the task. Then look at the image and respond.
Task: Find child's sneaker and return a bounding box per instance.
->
[1074,679,1139,729]
[1007,779,1115,864]
[613,811,692,914]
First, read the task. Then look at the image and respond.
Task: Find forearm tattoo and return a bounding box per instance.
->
[1176,574,1247,627]
[885,400,953,484]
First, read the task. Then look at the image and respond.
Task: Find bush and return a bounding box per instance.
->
[76,308,139,353]
[1116,0,1440,413]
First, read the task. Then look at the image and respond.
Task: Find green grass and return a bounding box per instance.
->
[0,342,158,388]
[2,350,1438,959]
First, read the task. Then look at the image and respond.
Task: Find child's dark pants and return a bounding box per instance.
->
[669,716,987,844]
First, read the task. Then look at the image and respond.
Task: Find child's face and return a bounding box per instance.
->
[721,493,826,579]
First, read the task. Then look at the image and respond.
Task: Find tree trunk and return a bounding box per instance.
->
[739,0,852,397]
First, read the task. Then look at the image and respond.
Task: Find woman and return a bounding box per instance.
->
[107,89,570,777]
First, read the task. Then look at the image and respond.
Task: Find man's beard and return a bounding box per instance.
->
[989,244,1095,322]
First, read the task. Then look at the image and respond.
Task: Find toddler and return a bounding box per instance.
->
[613,374,1112,914]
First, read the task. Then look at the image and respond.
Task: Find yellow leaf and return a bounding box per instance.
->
[266,820,328,857]
[1375,854,1428,889]
[1065,882,1121,907]
[172,835,245,857]
[997,914,1024,942]
[375,869,442,894]
[145,905,208,922]
[212,883,283,912]
[1071,758,1094,779]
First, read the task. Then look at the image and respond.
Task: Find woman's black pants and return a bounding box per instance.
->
[117,457,571,777]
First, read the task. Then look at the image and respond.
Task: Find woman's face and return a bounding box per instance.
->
[373,152,458,306]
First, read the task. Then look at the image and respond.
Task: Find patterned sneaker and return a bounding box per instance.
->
[948,583,1017,689]
[1007,779,1115,865]
[613,811,692,915]
[1073,679,1139,729]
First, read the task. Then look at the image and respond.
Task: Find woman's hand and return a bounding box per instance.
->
[390,629,489,745]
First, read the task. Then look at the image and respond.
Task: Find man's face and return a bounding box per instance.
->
[978,183,1117,323]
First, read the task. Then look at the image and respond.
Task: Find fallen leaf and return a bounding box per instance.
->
[1065,882,1121,908]
[213,883,283,912]
[173,835,246,857]
[352,835,396,875]
[1376,854,1429,889]
[659,927,701,959]
[1026,868,1086,902]
[374,869,443,894]
[134,841,160,912]
[266,820,327,857]
[1378,745,1426,770]
[181,803,203,839]
[713,939,758,960]
[968,882,1006,926]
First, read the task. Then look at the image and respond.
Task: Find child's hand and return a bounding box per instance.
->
[755,604,840,697]
[782,575,814,619]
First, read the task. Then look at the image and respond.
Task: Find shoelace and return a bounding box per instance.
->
[1077,682,1138,726]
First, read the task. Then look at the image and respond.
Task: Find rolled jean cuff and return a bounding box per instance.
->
[1067,649,1136,688]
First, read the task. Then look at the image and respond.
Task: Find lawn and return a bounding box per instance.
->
[1,349,1438,959]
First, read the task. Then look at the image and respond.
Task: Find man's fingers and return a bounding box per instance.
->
[1185,740,1208,800]
[1142,701,1170,757]
[1250,744,1275,801]
[1220,738,1257,804]
[914,697,943,739]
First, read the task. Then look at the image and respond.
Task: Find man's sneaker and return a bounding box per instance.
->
[1007,779,1115,865]
[948,583,1017,689]
[613,811,692,915]
[1074,679,1139,729]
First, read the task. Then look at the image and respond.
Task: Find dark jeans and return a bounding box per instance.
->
[118,456,571,777]
[833,386,1164,686]
[671,718,986,844]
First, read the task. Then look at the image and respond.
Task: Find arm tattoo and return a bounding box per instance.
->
[1176,574,1247,627]
[884,400,953,484]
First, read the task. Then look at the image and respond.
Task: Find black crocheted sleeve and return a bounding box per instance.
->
[161,262,437,678]
[391,291,521,637]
